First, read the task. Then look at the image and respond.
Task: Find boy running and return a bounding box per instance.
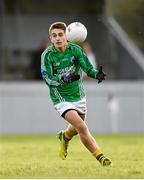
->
[41,22,112,166]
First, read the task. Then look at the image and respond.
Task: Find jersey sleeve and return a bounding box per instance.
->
[75,46,98,78]
[41,51,61,87]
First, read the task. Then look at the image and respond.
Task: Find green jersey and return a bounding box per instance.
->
[41,42,98,105]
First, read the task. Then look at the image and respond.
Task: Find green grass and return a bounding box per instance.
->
[0,134,144,179]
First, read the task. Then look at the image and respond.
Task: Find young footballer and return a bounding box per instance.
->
[41,22,112,166]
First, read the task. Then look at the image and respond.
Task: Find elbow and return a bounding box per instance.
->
[41,69,47,77]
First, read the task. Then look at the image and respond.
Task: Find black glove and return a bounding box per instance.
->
[96,66,106,83]
[61,73,80,83]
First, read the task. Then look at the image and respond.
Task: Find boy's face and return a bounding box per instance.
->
[50,28,67,49]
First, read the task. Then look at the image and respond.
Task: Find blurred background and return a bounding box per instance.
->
[0,0,144,134]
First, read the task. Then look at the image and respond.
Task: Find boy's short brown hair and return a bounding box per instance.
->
[49,22,67,35]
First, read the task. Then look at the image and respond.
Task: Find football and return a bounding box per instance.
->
[66,22,87,44]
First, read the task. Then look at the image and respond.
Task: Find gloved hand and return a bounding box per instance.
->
[96,66,106,83]
[61,73,80,83]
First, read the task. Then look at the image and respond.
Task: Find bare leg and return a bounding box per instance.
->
[64,113,86,139]
[64,110,100,153]
[59,110,111,166]
[59,110,112,166]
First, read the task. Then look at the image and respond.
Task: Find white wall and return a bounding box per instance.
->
[0,81,144,134]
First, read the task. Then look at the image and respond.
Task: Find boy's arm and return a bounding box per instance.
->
[41,53,61,87]
[76,47,106,82]
[76,48,98,78]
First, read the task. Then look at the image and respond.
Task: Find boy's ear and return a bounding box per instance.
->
[49,35,52,42]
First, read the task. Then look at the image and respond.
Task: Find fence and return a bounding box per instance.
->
[0,81,144,134]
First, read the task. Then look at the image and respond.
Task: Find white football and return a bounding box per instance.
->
[66,22,87,44]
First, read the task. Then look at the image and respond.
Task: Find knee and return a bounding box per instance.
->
[76,123,88,134]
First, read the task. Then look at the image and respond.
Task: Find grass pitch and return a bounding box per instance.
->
[0,133,144,179]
